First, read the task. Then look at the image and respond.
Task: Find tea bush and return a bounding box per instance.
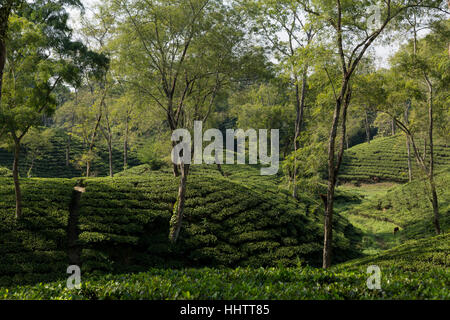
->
[2,232,448,300]
[0,129,141,178]
[340,135,450,183]
[0,167,362,286]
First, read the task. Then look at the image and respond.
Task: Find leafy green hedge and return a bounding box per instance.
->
[3,234,446,300]
[1,254,448,300]
[0,166,362,286]
[340,135,450,183]
[77,173,361,273]
[0,129,141,178]
[0,167,12,177]
[0,178,74,286]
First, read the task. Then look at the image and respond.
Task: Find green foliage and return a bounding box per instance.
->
[0,178,74,286]
[0,129,141,178]
[284,133,328,195]
[137,137,170,170]
[340,135,450,183]
[339,233,449,274]
[0,164,362,286]
[2,232,448,300]
[0,167,12,177]
[344,170,450,243]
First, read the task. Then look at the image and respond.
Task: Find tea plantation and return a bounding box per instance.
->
[342,170,450,247]
[0,167,362,287]
[0,129,141,178]
[340,135,450,183]
[0,146,448,299]
[1,233,448,300]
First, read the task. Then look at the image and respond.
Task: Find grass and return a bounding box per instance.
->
[336,183,402,254]
[335,170,449,255]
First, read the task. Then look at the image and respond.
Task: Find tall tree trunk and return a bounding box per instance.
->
[406,136,412,182]
[171,140,180,177]
[364,108,371,144]
[292,70,307,199]
[391,118,396,136]
[448,0,450,57]
[323,81,351,269]
[124,113,129,170]
[27,158,34,178]
[405,102,412,182]
[13,140,22,219]
[0,35,6,101]
[425,78,440,234]
[104,114,114,178]
[86,113,102,177]
[108,134,113,177]
[0,2,11,100]
[66,133,71,167]
[169,163,189,243]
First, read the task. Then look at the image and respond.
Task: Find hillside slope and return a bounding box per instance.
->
[2,233,447,300]
[339,232,449,272]
[340,135,450,183]
[0,129,141,178]
[0,165,361,286]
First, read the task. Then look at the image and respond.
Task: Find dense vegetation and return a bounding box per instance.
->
[0,0,448,301]
[340,135,450,183]
[0,165,362,287]
[339,170,449,250]
[0,129,141,178]
[1,233,447,300]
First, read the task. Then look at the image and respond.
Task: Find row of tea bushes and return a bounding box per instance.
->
[2,233,448,300]
[0,168,362,286]
[0,178,74,286]
[340,135,450,183]
[77,173,362,273]
[0,129,141,178]
[344,170,450,241]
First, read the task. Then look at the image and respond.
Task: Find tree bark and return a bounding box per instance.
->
[86,113,102,177]
[292,69,308,199]
[448,0,450,57]
[405,102,412,182]
[108,134,113,177]
[124,112,129,170]
[13,140,22,219]
[364,108,371,144]
[425,78,440,234]
[323,80,351,269]
[169,163,189,243]
[0,2,12,101]
[27,158,34,178]
[104,112,114,178]
[171,140,180,177]
[66,133,71,167]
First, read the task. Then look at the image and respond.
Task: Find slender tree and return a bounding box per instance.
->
[298,0,446,268]
[0,0,106,218]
